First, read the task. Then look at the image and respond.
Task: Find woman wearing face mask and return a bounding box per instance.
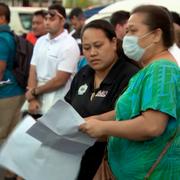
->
[65,20,139,180]
[80,5,180,180]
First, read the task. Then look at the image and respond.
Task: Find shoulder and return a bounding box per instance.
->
[131,59,180,86]
[33,34,48,50]
[145,59,179,75]
[62,32,78,45]
[35,34,48,44]
[71,65,92,84]
[0,31,14,43]
[71,29,81,39]
[0,32,15,52]
[74,65,92,79]
[116,56,140,77]
[123,60,140,73]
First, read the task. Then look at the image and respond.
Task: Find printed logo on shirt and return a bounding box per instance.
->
[95,90,108,97]
[78,84,88,95]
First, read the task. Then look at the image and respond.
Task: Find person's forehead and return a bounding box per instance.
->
[83,28,108,40]
[128,13,146,27]
[45,9,64,19]
[33,15,44,21]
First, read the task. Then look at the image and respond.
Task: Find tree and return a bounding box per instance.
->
[64,0,92,8]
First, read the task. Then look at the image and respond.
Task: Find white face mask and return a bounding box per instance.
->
[122,31,153,61]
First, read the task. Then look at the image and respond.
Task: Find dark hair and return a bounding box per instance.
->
[81,19,139,68]
[69,7,84,20]
[110,10,130,27]
[48,4,66,19]
[81,19,116,41]
[33,10,46,18]
[81,19,124,56]
[171,11,180,26]
[131,5,174,48]
[0,2,10,23]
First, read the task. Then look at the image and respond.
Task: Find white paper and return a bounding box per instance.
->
[0,100,96,180]
[27,100,95,148]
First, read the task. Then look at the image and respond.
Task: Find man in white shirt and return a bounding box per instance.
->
[25,4,80,117]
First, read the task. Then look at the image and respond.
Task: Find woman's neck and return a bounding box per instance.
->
[141,48,169,67]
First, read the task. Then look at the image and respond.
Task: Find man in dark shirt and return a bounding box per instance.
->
[69,7,85,54]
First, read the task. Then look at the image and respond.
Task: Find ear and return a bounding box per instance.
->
[0,15,6,24]
[60,17,65,25]
[115,24,122,31]
[112,37,117,51]
[153,28,163,44]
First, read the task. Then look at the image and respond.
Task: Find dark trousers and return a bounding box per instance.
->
[77,141,106,180]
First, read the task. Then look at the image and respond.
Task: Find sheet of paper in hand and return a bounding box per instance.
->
[27,99,95,153]
[0,100,95,180]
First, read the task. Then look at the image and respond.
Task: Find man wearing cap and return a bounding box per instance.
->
[24,4,80,117]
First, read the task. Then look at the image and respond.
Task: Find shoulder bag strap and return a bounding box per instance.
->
[144,128,178,179]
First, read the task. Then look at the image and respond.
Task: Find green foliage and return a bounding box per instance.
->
[64,0,93,8]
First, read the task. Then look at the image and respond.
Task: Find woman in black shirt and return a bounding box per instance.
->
[65,19,139,180]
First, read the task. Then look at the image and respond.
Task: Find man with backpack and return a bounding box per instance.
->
[24,4,80,118]
[0,2,25,179]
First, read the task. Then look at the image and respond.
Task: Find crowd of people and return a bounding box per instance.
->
[0,1,179,180]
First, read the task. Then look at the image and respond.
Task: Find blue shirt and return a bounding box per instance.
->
[0,24,24,98]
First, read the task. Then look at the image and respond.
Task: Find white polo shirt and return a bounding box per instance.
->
[31,30,80,80]
[30,30,80,113]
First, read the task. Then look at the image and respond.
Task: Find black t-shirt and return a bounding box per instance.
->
[72,28,82,55]
[65,55,139,180]
[65,56,139,117]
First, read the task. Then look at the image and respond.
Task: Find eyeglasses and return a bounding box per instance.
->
[44,10,63,19]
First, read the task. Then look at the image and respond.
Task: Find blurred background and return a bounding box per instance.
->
[0,0,119,8]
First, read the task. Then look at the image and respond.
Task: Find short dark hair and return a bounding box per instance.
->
[0,2,10,23]
[69,7,84,20]
[81,19,116,41]
[33,10,46,18]
[48,4,66,19]
[110,10,130,27]
[131,5,174,48]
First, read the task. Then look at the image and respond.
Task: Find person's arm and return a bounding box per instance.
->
[0,61,6,81]
[80,109,168,141]
[27,65,37,89]
[91,110,115,121]
[25,65,38,101]
[0,37,9,81]
[32,70,71,96]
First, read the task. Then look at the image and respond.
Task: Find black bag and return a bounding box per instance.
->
[0,30,34,89]
[13,34,34,89]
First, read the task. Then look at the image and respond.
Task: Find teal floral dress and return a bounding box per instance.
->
[108,59,180,180]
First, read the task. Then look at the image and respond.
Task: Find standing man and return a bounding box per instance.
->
[0,2,25,179]
[0,2,25,142]
[25,4,80,117]
[26,10,47,45]
[69,7,87,70]
[110,10,130,40]
[69,7,85,53]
